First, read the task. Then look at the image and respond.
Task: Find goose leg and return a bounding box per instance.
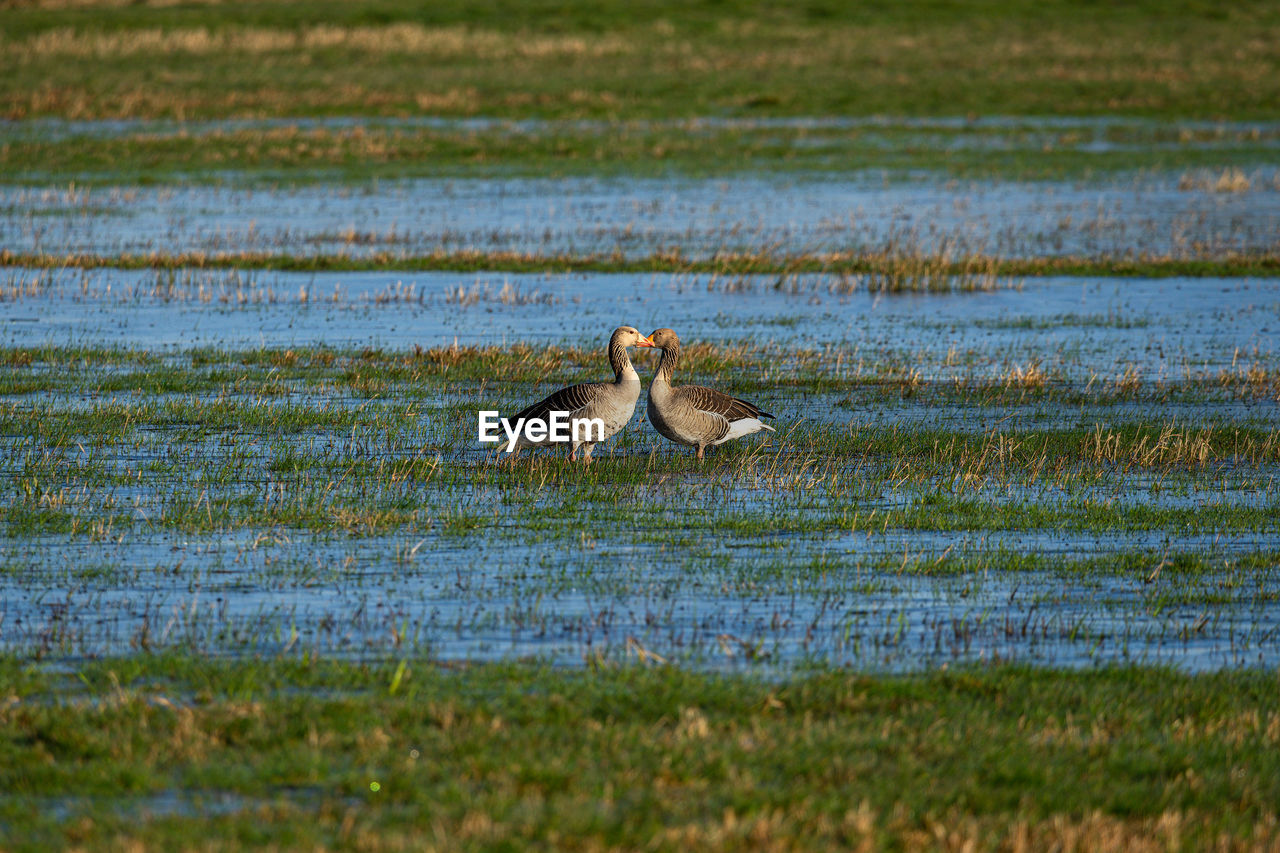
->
[570,444,578,462]
[696,444,705,462]
[582,444,595,465]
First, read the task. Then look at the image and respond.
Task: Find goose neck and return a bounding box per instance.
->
[655,342,680,383]
[609,337,637,382]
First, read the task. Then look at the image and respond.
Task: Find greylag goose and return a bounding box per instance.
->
[645,328,775,460]
[502,326,654,463]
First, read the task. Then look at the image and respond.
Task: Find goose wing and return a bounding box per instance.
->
[674,384,774,422]
[512,381,606,423]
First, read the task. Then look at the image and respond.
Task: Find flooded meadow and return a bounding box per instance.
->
[3,165,1278,673]
[6,166,1280,262]
[2,116,1279,675]
[8,3,1280,845]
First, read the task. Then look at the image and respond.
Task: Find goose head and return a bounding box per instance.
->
[612,326,655,348]
[646,328,679,350]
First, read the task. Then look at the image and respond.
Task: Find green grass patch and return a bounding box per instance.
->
[4,341,1277,405]
[1,656,1279,850]
[2,388,1277,539]
[4,121,1279,182]
[3,0,1279,122]
[4,249,1280,278]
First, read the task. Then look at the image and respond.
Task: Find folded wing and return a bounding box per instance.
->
[675,384,775,423]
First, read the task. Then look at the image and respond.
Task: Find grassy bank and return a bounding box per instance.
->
[4,0,1279,122]
[2,657,1279,850]
[5,249,1280,279]
[4,119,1279,182]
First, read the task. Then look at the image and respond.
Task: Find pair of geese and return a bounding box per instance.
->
[507,326,775,463]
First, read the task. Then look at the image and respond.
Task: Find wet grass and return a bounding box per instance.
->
[2,656,1280,850]
[6,249,1278,279]
[3,3,1279,194]
[4,0,1279,122]
[4,342,1277,401]
[5,120,1280,183]
[2,346,1276,553]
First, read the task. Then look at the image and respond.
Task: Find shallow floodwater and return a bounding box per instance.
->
[2,121,1279,671]
[4,171,1278,261]
[3,268,1277,380]
[3,261,1277,670]
[2,527,1278,671]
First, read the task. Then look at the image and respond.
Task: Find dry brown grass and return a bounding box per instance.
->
[2,0,251,7]
[1179,167,1257,193]
[944,810,1280,853]
[1002,360,1048,390]
[92,803,1280,852]
[1111,365,1144,395]
[6,23,636,61]
[5,15,1275,91]
[1219,362,1280,400]
[1082,424,1279,468]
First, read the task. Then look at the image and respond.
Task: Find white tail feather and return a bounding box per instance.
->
[713,417,774,445]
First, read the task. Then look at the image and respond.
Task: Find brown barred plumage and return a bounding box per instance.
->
[645,328,777,461]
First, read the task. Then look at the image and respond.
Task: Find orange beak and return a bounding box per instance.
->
[636,334,655,348]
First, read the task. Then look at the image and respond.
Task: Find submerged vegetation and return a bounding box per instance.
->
[1,341,1277,664]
